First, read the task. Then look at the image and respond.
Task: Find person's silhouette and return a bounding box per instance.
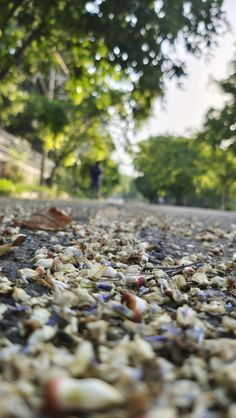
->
[90,161,103,198]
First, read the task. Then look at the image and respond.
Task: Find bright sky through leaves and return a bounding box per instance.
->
[141,0,236,139]
[117,0,236,176]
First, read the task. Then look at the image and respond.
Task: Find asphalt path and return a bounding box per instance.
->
[0,197,235,226]
[1,197,235,263]
[0,197,236,418]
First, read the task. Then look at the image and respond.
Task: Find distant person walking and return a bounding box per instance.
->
[90,161,103,198]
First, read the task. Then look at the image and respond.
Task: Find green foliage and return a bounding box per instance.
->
[112,175,142,200]
[134,135,236,209]
[197,55,236,209]
[15,183,62,198]
[56,155,120,198]
[0,0,226,118]
[134,55,236,210]
[7,94,69,153]
[134,136,201,205]
[199,58,236,153]
[0,178,63,198]
[0,178,16,196]
[0,0,228,198]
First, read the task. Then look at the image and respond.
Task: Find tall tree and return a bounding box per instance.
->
[134,134,236,209]
[0,0,226,117]
[5,66,126,183]
[0,0,228,192]
[199,57,236,153]
[197,56,236,208]
[134,135,202,205]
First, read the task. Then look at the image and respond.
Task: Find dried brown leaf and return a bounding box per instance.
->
[0,234,27,256]
[18,207,72,231]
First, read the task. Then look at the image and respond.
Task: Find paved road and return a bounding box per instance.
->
[1,197,235,262]
[0,197,235,227]
[0,197,235,418]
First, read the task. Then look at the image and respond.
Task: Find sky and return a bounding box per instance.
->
[118,0,236,175]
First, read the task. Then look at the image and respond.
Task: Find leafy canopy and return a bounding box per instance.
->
[0,0,229,196]
[134,134,236,209]
[0,0,226,116]
[198,57,236,153]
[134,135,202,204]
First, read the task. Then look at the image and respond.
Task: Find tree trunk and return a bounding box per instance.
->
[39,67,56,185]
[48,159,61,185]
[175,192,183,206]
[40,149,48,185]
[220,185,229,210]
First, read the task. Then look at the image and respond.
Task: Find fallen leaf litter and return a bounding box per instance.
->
[0,202,236,418]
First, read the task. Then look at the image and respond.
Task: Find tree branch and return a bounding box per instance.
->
[0,0,25,33]
[0,23,44,81]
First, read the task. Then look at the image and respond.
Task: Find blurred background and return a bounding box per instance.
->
[0,0,235,209]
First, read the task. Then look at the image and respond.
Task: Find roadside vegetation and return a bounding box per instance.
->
[134,58,236,209]
[0,1,235,209]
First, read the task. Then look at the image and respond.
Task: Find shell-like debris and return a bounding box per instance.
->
[45,377,124,411]
[0,202,236,418]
